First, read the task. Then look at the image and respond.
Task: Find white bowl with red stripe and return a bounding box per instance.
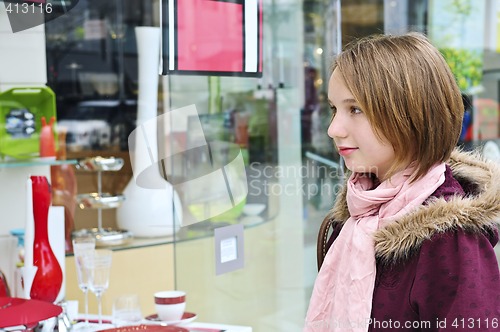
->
[154,290,186,322]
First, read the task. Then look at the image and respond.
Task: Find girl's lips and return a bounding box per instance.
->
[338,147,358,156]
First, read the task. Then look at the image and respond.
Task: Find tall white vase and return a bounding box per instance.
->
[116,27,181,237]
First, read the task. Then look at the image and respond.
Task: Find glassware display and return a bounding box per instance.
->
[85,249,113,326]
[72,236,96,329]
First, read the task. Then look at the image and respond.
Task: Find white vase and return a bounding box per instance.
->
[118,180,182,237]
[116,26,182,237]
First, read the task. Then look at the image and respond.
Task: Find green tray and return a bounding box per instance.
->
[0,86,57,159]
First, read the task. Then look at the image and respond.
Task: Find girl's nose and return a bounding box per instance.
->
[327,114,347,139]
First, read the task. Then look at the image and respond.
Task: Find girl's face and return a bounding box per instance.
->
[327,69,396,182]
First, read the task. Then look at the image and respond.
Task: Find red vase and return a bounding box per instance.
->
[29,175,63,303]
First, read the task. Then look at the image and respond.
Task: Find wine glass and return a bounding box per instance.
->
[72,236,96,329]
[85,249,113,326]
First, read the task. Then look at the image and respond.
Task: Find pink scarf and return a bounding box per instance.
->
[304,163,446,332]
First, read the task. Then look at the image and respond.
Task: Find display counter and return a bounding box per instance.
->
[65,214,270,318]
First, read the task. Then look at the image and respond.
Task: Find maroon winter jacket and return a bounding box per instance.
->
[323,150,500,331]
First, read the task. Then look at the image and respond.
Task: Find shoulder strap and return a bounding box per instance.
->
[317,216,334,271]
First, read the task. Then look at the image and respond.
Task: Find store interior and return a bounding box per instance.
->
[1,0,500,331]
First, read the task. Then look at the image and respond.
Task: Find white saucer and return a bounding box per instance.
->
[144,312,197,326]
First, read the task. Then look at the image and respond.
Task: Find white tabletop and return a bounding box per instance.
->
[186,322,252,332]
[74,314,252,332]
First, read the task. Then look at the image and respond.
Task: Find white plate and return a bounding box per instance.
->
[144,312,197,326]
[241,216,264,226]
[242,203,266,216]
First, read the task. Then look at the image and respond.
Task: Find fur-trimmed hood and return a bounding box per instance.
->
[326,149,500,265]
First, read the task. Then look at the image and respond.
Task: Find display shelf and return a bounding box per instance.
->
[0,158,77,168]
[66,212,269,255]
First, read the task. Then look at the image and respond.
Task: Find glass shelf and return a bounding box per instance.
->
[0,158,77,168]
[66,212,271,256]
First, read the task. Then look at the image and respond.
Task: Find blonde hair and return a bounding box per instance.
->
[332,32,464,181]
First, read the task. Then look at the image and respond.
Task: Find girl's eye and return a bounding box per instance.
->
[351,107,362,114]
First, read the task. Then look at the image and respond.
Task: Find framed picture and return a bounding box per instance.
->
[160,0,263,77]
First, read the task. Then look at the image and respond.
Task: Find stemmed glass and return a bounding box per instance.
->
[85,249,113,326]
[72,236,96,329]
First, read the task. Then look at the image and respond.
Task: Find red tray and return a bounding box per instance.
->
[0,297,62,328]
